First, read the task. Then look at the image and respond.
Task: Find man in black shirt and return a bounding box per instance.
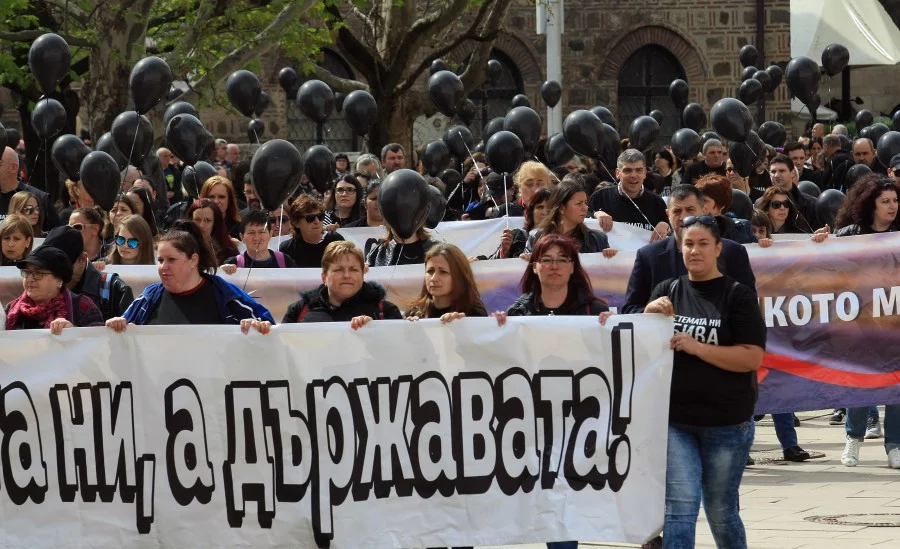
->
[853,138,888,176]
[683,139,726,183]
[589,149,669,242]
[0,146,61,230]
[784,141,822,187]
[822,134,853,191]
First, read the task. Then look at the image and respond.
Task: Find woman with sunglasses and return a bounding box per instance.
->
[323,175,364,229]
[106,215,155,266]
[280,195,345,268]
[185,198,239,265]
[68,207,110,261]
[757,187,828,243]
[643,215,765,548]
[344,180,384,228]
[9,191,45,237]
[6,246,103,333]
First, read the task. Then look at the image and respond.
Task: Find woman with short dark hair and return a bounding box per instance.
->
[280,195,345,268]
[323,174,364,228]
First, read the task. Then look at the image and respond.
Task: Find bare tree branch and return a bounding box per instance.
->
[344,0,375,36]
[392,0,471,71]
[324,2,384,86]
[171,0,216,70]
[0,29,93,47]
[312,65,369,93]
[45,0,89,25]
[458,0,514,91]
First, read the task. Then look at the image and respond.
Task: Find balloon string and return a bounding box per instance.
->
[43,139,48,199]
[502,173,509,231]
[122,110,141,188]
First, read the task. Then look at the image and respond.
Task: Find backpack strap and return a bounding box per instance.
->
[295,304,309,322]
[236,254,245,268]
[666,277,680,302]
[274,251,286,268]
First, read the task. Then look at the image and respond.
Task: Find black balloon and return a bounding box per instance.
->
[247,119,265,142]
[481,118,503,147]
[96,132,128,171]
[758,121,787,147]
[486,131,524,174]
[806,93,821,121]
[598,123,621,175]
[816,189,846,227]
[167,87,184,101]
[741,66,758,82]
[541,81,562,108]
[669,79,689,109]
[729,189,754,221]
[545,133,574,167]
[487,59,502,86]
[296,80,335,124]
[425,185,447,229]
[563,110,604,158]
[877,131,900,167]
[649,110,664,125]
[822,43,850,77]
[766,64,784,89]
[710,98,753,142]
[437,169,463,192]
[590,106,617,129]
[855,110,874,129]
[164,101,199,129]
[30,98,67,140]
[129,56,173,114]
[428,70,464,117]
[334,92,345,113]
[785,56,820,103]
[278,67,300,95]
[753,70,773,92]
[892,110,900,131]
[430,59,448,75]
[509,95,529,109]
[380,169,431,239]
[28,33,71,95]
[700,131,721,146]
[254,91,271,117]
[79,151,120,211]
[226,70,262,117]
[682,103,707,132]
[422,140,451,176]
[443,125,475,159]
[739,45,759,68]
[111,111,153,166]
[846,164,872,189]
[503,106,542,152]
[859,125,873,141]
[165,114,214,166]
[343,90,377,135]
[738,78,763,105]
[303,145,335,193]
[51,134,90,181]
[728,131,765,177]
[868,123,890,148]
[251,139,304,211]
[798,181,821,198]
[628,115,660,150]
[457,99,477,126]
[182,161,218,200]
[671,128,701,161]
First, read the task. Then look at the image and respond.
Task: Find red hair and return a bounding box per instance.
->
[184,198,236,263]
[519,233,596,310]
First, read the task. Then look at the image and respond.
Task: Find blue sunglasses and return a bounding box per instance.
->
[115,235,140,249]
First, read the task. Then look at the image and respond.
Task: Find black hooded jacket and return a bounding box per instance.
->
[282,281,402,323]
[507,288,609,317]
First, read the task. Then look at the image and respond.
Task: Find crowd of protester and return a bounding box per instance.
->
[0,115,897,549]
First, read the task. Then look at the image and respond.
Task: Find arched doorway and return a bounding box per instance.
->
[467,50,524,141]
[286,49,359,152]
[617,45,685,148]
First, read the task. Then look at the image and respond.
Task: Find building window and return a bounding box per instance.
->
[466,50,524,141]
[286,49,359,152]
[617,45,686,147]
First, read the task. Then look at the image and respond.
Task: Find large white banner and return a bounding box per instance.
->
[0,316,672,548]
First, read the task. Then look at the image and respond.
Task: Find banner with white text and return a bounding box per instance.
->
[0,316,672,548]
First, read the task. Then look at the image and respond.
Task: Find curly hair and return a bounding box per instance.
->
[834,174,900,230]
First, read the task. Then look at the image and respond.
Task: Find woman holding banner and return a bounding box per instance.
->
[104,220,273,333]
[523,181,617,258]
[405,243,487,322]
[486,187,552,260]
[644,215,765,548]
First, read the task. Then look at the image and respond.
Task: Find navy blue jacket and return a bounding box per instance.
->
[622,236,756,314]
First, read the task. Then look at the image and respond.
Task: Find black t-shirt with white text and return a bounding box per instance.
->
[588,186,668,231]
[649,275,766,426]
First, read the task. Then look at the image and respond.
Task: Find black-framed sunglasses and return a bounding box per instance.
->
[115,235,140,249]
[682,215,717,228]
[268,216,290,226]
[303,212,326,223]
[768,200,790,210]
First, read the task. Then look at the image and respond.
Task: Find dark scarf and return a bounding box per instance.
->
[6,289,71,330]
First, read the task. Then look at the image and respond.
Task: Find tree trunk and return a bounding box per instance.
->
[369,91,426,165]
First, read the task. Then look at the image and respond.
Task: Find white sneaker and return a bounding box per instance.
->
[866,416,883,439]
[888,448,900,469]
[842,436,861,466]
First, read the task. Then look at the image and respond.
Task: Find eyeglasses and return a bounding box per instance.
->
[268,216,289,225]
[22,206,40,215]
[682,215,717,228]
[538,257,573,266]
[768,200,790,210]
[303,212,326,223]
[70,223,98,232]
[115,235,140,249]
[334,187,356,195]
[20,270,52,281]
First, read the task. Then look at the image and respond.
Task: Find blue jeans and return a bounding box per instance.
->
[772,413,798,450]
[547,543,577,549]
[663,422,751,549]
[846,405,900,453]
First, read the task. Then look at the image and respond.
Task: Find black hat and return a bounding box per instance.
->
[42,225,84,264]
[17,246,73,284]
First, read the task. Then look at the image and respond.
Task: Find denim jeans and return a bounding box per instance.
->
[663,421,751,549]
[772,413,798,449]
[546,542,577,549]
[846,405,900,453]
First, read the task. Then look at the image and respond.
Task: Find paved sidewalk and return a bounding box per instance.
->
[483,410,900,549]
